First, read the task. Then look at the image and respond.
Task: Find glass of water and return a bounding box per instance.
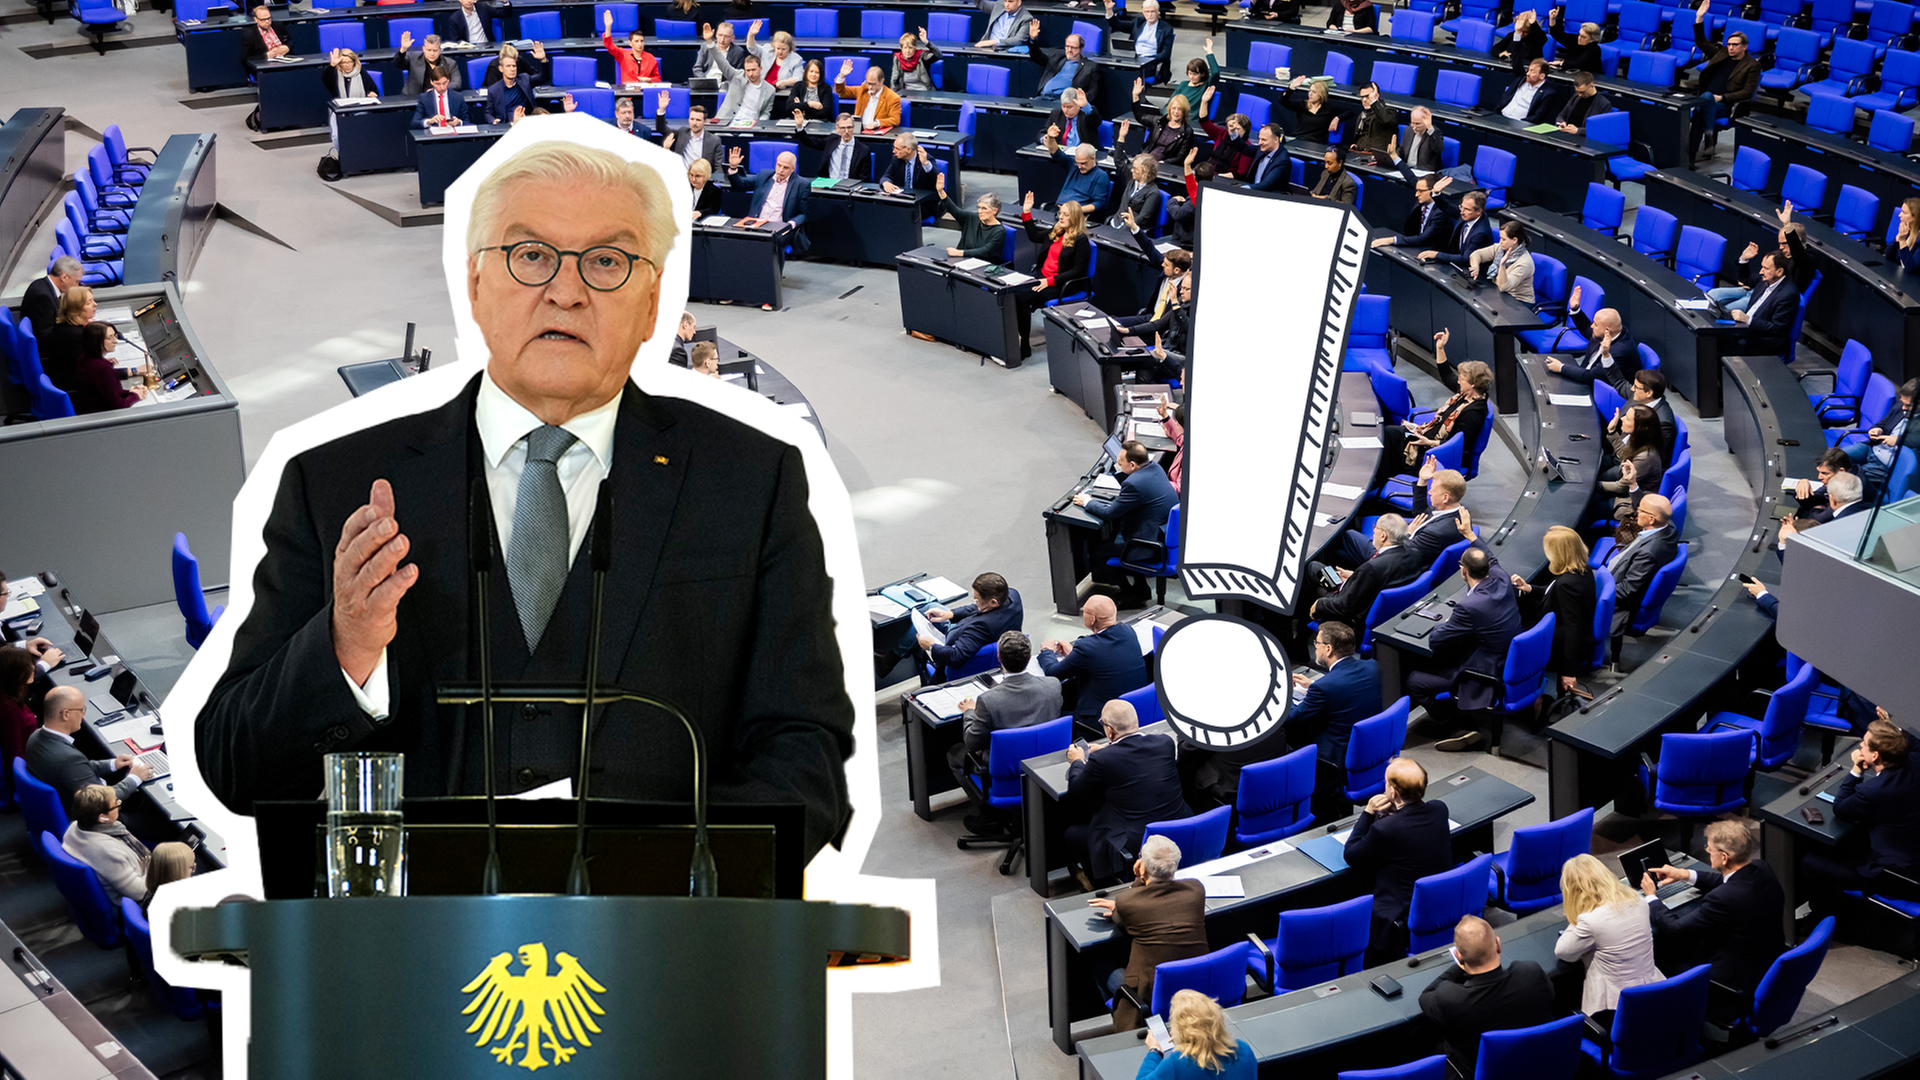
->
[324,751,406,898]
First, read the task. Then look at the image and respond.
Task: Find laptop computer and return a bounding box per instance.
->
[1618,838,1694,901]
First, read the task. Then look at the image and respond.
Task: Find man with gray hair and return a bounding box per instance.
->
[21,257,81,340]
[1043,140,1113,215]
[1087,831,1207,1031]
[1040,87,1100,148]
[1064,697,1189,883]
[1310,512,1424,627]
[948,630,1063,832]
[197,136,857,861]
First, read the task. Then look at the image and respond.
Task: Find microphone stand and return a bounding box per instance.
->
[470,479,503,896]
[567,482,615,896]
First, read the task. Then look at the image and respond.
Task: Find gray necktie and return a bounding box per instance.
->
[506,425,577,650]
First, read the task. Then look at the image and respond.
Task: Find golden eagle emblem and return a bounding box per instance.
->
[460,943,606,1070]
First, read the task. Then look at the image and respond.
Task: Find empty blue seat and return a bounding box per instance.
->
[1806,93,1858,137]
[1249,40,1293,73]
[1373,60,1418,94]
[1235,744,1318,845]
[1625,49,1678,86]
[1490,807,1595,914]
[956,717,1072,872]
[1833,184,1880,240]
[1435,70,1481,106]
[861,9,904,38]
[1631,205,1680,262]
[316,20,366,54]
[1727,145,1770,191]
[1581,965,1711,1077]
[1325,51,1356,83]
[550,55,598,87]
[653,17,695,37]
[1393,8,1438,40]
[965,64,1011,96]
[1616,1,1666,47]
[1477,1012,1586,1080]
[70,0,125,49]
[1247,893,1373,992]
[1644,728,1752,852]
[1781,163,1830,213]
[1733,916,1834,1037]
[1673,226,1724,288]
[1868,108,1916,152]
[1704,660,1818,770]
[794,8,838,38]
[1455,20,1499,50]
[1407,853,1493,954]
[927,11,972,41]
[1760,28,1827,92]
[1866,0,1919,46]
[1339,1057,1448,1080]
[172,532,226,649]
[594,3,638,33]
[1344,293,1397,374]
[466,56,491,87]
[1858,49,1920,110]
[1473,145,1515,209]
[1582,182,1626,235]
[1145,805,1232,866]
[1344,696,1411,802]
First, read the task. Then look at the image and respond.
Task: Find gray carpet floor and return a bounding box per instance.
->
[2,4,1912,1076]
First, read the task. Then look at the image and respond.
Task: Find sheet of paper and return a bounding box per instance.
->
[911,607,947,647]
[867,594,908,619]
[916,576,969,602]
[955,257,988,270]
[1548,393,1594,407]
[1313,512,1340,527]
[1331,828,1354,844]
[1321,482,1365,500]
[1524,122,1559,133]
[1198,876,1246,898]
[1675,298,1714,310]
[1173,842,1294,881]
[1340,436,1384,450]
[721,372,746,382]
[1133,420,1167,439]
[999,271,1036,286]
[703,215,732,227]
[1133,621,1158,655]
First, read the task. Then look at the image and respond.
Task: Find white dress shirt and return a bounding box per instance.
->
[679,131,704,167]
[830,137,858,179]
[1502,79,1541,120]
[464,8,488,43]
[862,90,881,126]
[344,372,621,717]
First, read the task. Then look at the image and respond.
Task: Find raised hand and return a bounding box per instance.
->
[658,88,670,112]
[1201,84,1216,107]
[1204,35,1215,53]
[332,479,418,684]
[840,58,855,81]
[1434,327,1451,349]
[729,145,745,167]
[1117,118,1132,139]
[602,10,612,30]
[935,170,947,193]
[512,105,526,123]
[398,30,412,50]
[1132,76,1145,99]
[1030,18,1041,37]
[1457,506,1474,538]
[701,21,714,41]
[531,42,546,61]
[662,130,677,149]
[1741,241,1760,260]
[1048,122,1062,139]
[921,25,931,40]
[1104,0,1116,13]
[1023,190,1036,211]
[1567,283,1582,312]
[1185,145,1199,167]
[748,19,761,38]
[1778,201,1794,225]
[917,145,932,166]
[793,107,806,124]
[562,92,576,111]
[1289,73,1306,87]
[1550,4,1560,22]
[1418,454,1438,482]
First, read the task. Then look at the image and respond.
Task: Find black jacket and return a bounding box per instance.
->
[798,132,875,182]
[20,276,59,340]
[1282,88,1345,143]
[1028,43,1102,99]
[241,20,287,61]
[1493,21,1547,70]
[1038,622,1150,726]
[1836,765,1920,874]
[1043,106,1102,148]
[24,728,142,821]
[1345,797,1452,923]
[1647,861,1786,1003]
[1065,730,1190,881]
[1740,274,1799,351]
[1499,75,1565,124]
[1558,307,1639,394]
[1316,544,1426,627]
[1526,569,1596,675]
[1549,27,1603,73]
[1401,123,1445,172]
[1554,88,1613,132]
[1026,219,1093,288]
[1392,195,1458,249]
[927,589,1024,674]
[1418,961,1558,1075]
[437,1,498,45]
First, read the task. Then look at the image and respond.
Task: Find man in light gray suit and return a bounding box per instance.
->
[1605,494,1679,636]
[24,685,151,820]
[948,630,1062,832]
[716,53,778,122]
[977,0,1036,50]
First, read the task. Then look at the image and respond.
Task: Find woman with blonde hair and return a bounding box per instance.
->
[1554,853,1662,1016]
[1137,990,1255,1078]
[1890,197,1920,273]
[40,284,97,391]
[1013,196,1092,358]
[140,841,196,911]
[1511,525,1597,696]
[687,157,722,218]
[1282,75,1342,142]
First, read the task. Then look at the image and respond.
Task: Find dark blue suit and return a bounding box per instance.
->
[483,74,534,124]
[1065,729,1190,880]
[1838,764,1920,873]
[410,87,471,129]
[732,168,811,253]
[1085,462,1179,563]
[1346,796,1452,960]
[1408,555,1522,713]
[1286,655,1381,768]
[1038,622,1150,725]
[1245,147,1290,192]
[1431,214,1496,267]
[928,588,1024,674]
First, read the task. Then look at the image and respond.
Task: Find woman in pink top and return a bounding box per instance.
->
[1158,398,1186,488]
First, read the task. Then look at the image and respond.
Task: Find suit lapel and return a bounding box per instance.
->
[596,384,691,679]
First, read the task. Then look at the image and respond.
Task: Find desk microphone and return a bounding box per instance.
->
[1579,685,1625,715]
[469,478,504,897]
[1800,764,1846,796]
[1689,605,1719,633]
[568,481,617,897]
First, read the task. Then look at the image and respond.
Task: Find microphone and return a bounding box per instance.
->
[568,481,617,897]
[471,478,504,896]
[1800,763,1845,796]
[1689,604,1719,633]
[1579,684,1625,715]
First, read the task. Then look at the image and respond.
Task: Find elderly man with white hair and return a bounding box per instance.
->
[195,132,856,861]
[1064,697,1189,885]
[1087,832,1207,1031]
[1038,139,1113,217]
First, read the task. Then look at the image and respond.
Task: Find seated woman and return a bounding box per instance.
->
[68,322,147,415]
[1015,195,1092,357]
[0,647,37,782]
[1890,197,1920,274]
[1494,8,1547,70]
[140,841,196,912]
[790,59,835,123]
[935,171,1008,261]
[890,29,941,92]
[320,47,381,99]
[1554,853,1664,1019]
[1129,92,1196,168]
[688,158,723,218]
[1393,331,1491,474]
[39,284,96,393]
[1511,526,1597,701]
[1466,221,1537,304]
[1599,404,1664,519]
[1198,110,1255,179]
[62,784,151,906]
[1137,989,1257,1078]
[1327,0,1378,33]
[1282,76,1345,144]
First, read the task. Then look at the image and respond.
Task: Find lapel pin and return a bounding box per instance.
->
[653,455,670,466]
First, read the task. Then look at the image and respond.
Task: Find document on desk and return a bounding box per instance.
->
[1313,512,1341,527]
[1548,393,1594,408]
[955,258,989,270]
[1197,876,1245,898]
[1296,832,1351,872]
[911,608,946,647]
[1133,420,1167,439]
[1675,298,1714,310]
[915,575,969,602]
[1173,842,1295,881]
[703,215,732,227]
[1524,122,1560,133]
[1340,435,1384,450]
[915,683,979,719]
[1321,482,1366,501]
[868,594,908,619]
[998,271,1037,286]
[1132,621,1159,655]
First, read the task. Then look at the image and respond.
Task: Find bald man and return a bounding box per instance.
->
[1345,757,1452,963]
[23,685,152,820]
[1064,699,1189,883]
[1545,283,1638,394]
[723,148,810,268]
[1603,494,1679,636]
[1418,915,1556,1074]
[1038,595,1150,728]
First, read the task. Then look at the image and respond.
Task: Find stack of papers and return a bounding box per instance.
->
[955,257,989,270]
[1341,435,1385,449]
[910,607,947,647]
[1548,393,1594,407]
[1321,481,1366,501]
[914,682,982,719]
[703,215,732,227]
[1132,621,1159,655]
[999,271,1037,286]
[868,595,908,619]
[1676,298,1715,310]
[1173,843,1295,881]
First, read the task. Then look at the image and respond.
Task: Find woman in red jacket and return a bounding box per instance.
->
[1015,195,1092,357]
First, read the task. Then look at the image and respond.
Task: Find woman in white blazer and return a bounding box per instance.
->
[61,784,151,906]
[1555,853,1664,1016]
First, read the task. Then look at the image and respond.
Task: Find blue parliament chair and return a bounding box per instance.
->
[1761,28,1828,93]
[1248,40,1292,73]
[1657,447,1690,502]
[69,0,124,51]
[1343,697,1411,803]
[653,17,695,37]
[122,898,219,1021]
[862,10,905,39]
[1724,145,1770,191]
[1446,611,1553,751]
[1235,745,1319,845]
[1660,13,1707,66]
[1630,205,1679,263]
[1523,272,1603,349]
[955,716,1072,873]
[15,759,67,862]
[1373,60,1418,93]
[1238,92,1274,130]
[1728,916,1833,1038]
[926,641,998,684]
[386,16,434,45]
[1785,269,1821,362]
[1591,569,1616,670]
[927,11,972,42]
[1808,0,1863,35]
[1586,111,1656,185]
[1490,807,1595,914]
[748,139,799,173]
[74,174,130,233]
[1804,89,1860,136]
[1405,853,1493,954]
[643,85,690,119]
[1890,445,1920,499]
[1246,893,1373,993]
[1528,253,1569,321]
[1867,106,1916,151]
[1145,805,1232,866]
[86,145,138,205]
[466,55,491,87]
[1393,8,1438,41]
[1622,542,1687,637]
[1343,293,1397,374]
[1472,146,1515,209]
[1780,163,1830,215]
[1642,728,1752,852]
[794,8,838,38]
[1325,50,1356,83]
[1361,572,1437,658]
[1043,243,1096,307]
[567,87,615,119]
[1071,18,1105,54]
[1866,0,1919,46]
[550,55,599,87]
[1475,1012,1586,1080]
[1111,504,1181,606]
[41,832,124,948]
[65,197,124,260]
[1807,335,1872,424]
[316,19,367,54]
[1704,655,1819,770]
[1128,943,1250,1019]
[1673,226,1724,288]
[1380,432,1462,511]
[1339,1056,1448,1080]
[1435,70,1481,107]
[826,55,872,86]
[518,10,561,38]
[1615,1,1666,48]
[14,328,76,420]
[1118,683,1167,728]
[1454,20,1498,51]
[54,220,121,286]
[1580,964,1711,1078]
[1582,181,1627,236]
[102,124,153,185]
[1624,49,1678,87]
[1803,37,1881,99]
[1370,368,1415,425]
[595,2,638,34]
[965,64,1012,96]
[1856,51,1920,110]
[1753,0,1806,30]
[310,0,355,9]
[172,532,226,649]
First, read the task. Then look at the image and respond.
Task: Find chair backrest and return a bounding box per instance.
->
[31,371,74,420]
[1868,1,1916,41]
[1150,942,1251,1018]
[593,2,638,33]
[1627,543,1687,634]
[1119,682,1167,728]
[942,640,1000,682]
[1653,729,1753,813]
[1407,853,1493,953]
[1591,569,1615,670]
[965,63,1011,97]
[1729,146,1771,192]
[1776,26,1825,67]
[41,831,122,947]
[826,55,872,86]
[517,9,558,37]
[1248,40,1293,73]
[984,716,1073,803]
[1455,20,1497,51]
[1880,47,1920,92]
[1145,804,1232,866]
[1237,92,1274,132]
[466,56,491,87]
[316,19,366,54]
[1344,696,1411,800]
[1890,446,1920,500]
[1806,91,1857,135]
[1746,916,1833,1036]
[1272,894,1374,990]
[1349,293,1392,347]
[794,8,838,38]
[387,15,433,44]
[1674,226,1725,288]
[1373,60,1417,94]
[1473,145,1516,196]
[550,55,598,87]
[1746,653,1820,769]
[1626,50,1677,86]
[1634,343,1663,377]
[172,533,217,648]
[1632,206,1680,260]
[1669,486,1689,535]
[1605,964,1711,1075]
[643,85,690,119]
[1370,369,1415,425]
[1342,1056,1449,1080]
[1326,51,1355,83]
[653,17,695,37]
[1618,0,1663,34]
[1869,108,1916,153]
[1531,254,1568,309]
[15,758,68,853]
[1830,35,1880,79]
[1236,745,1318,844]
[1366,573,1433,649]
[1781,163,1830,214]
[1658,448,1691,501]
[1856,372,1898,433]
[1584,109,1629,148]
[1811,0,1858,27]
[1071,19,1105,54]
[567,87,615,119]
[1473,1012,1585,1080]
[1424,429,1465,480]
[1435,70,1481,108]
[121,897,212,1020]
[1581,181,1626,234]
[748,139,799,173]
[1503,807,1595,909]
[927,11,972,42]
[861,9,904,38]
[1500,614,1555,713]
[1393,8,1437,40]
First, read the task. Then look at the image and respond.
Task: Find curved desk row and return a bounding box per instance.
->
[1368,243,1544,416]
[1499,204,1745,417]
[123,133,219,287]
[0,914,161,1080]
[1734,114,1920,238]
[1641,168,1920,386]
[1542,354,1827,820]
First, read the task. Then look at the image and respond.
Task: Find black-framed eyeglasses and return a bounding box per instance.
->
[483,240,658,292]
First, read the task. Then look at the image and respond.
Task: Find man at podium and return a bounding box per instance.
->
[194,134,856,860]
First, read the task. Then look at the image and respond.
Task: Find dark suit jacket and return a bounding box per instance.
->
[1317,544,1426,627]
[1696,23,1763,105]
[796,132,875,182]
[1741,275,1798,350]
[1499,76,1565,124]
[1836,765,1920,874]
[1128,16,1176,82]
[1066,730,1190,880]
[1042,107,1102,148]
[1344,797,1452,923]
[1606,523,1678,628]
[1108,878,1208,1030]
[1646,395,1678,462]
[410,88,472,129]
[738,169,810,224]
[437,2,497,44]
[1549,27,1603,73]
[1037,623,1149,724]
[1432,214,1496,267]
[881,154,938,193]
[1554,89,1612,132]
[1647,861,1786,1001]
[1393,197,1457,249]
[1029,44,1102,99]
[1085,462,1179,562]
[1427,566,1522,710]
[482,55,545,89]
[655,113,725,170]
[402,49,466,95]
[1245,147,1290,192]
[193,376,856,858]
[241,20,287,61]
[1557,307,1638,393]
[690,181,723,217]
[928,588,1024,672]
[320,65,379,98]
[20,277,59,341]
[483,75,536,124]
[1418,961,1558,1074]
[1285,655,1381,766]
[1401,506,1468,568]
[1401,125,1445,173]
[24,728,141,821]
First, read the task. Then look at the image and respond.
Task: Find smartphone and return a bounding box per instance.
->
[1145,1015,1172,1047]
[1072,739,1091,756]
[1735,573,1756,585]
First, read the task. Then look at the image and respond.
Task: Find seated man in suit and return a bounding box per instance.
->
[1346,757,1453,963]
[1243,124,1290,193]
[1643,819,1785,1019]
[610,96,641,136]
[948,631,1064,831]
[716,52,778,124]
[1834,378,1919,498]
[977,0,1036,50]
[1499,59,1563,123]
[917,571,1024,680]
[723,147,810,257]
[1348,81,1400,156]
[1111,147,1163,234]
[1553,70,1612,134]
[1108,0,1174,82]
[411,64,471,130]
[1752,474,1867,619]
[1041,139,1114,215]
[1419,186,1494,267]
[1039,596,1149,729]
[835,60,902,132]
[438,0,495,45]
[1391,106,1446,174]
[1408,545,1522,753]
[397,33,462,95]
[1545,284,1638,394]
[1603,494,1678,637]
[242,3,291,61]
[1419,915,1557,1075]
[1066,698,1190,884]
[1283,620,1382,817]
[657,99,724,172]
[1730,250,1798,353]
[481,41,545,89]
[1708,216,1812,313]
[61,784,150,906]
[1027,23,1102,102]
[1073,440,1179,606]
[880,133,939,210]
[1040,89,1101,149]
[1087,834,1207,1031]
[1334,470,1470,569]
[1369,172,1457,251]
[483,48,537,124]
[1802,719,1920,911]
[20,258,79,341]
[797,112,874,183]
[1310,514,1425,628]
[1115,250,1191,331]
[25,686,151,821]
[692,20,749,81]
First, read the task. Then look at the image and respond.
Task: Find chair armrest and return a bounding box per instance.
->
[1708,978,1751,1022]
[1118,982,1148,1011]
[1584,1013,1612,1043]
[1246,933,1274,994]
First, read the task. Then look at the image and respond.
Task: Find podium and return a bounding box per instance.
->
[174,895,909,1078]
